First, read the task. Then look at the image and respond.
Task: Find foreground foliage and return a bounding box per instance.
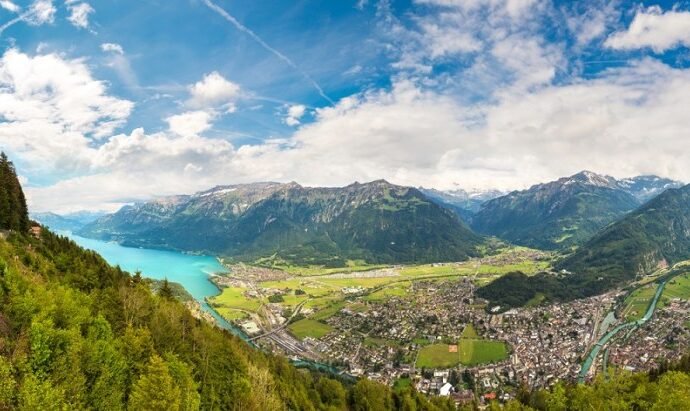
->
[0,230,465,410]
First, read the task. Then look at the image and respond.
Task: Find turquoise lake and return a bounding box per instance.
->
[62,232,226,301]
[61,232,250,339]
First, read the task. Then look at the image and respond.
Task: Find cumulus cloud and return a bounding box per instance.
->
[187,71,241,112]
[21,56,690,213]
[284,104,306,126]
[0,49,133,174]
[605,6,690,52]
[166,111,214,137]
[66,1,94,29]
[11,1,690,214]
[383,0,560,93]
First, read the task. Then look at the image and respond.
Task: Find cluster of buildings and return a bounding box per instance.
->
[608,299,690,372]
[299,278,619,394]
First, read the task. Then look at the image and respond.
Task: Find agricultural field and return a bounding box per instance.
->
[461,324,479,339]
[416,344,462,369]
[660,273,690,305]
[364,282,411,301]
[288,319,334,340]
[621,285,656,321]
[208,287,263,321]
[213,246,550,332]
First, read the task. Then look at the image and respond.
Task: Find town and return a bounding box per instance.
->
[203,254,690,407]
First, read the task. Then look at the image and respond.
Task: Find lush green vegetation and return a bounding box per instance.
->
[659,272,690,307]
[288,319,334,340]
[621,285,657,321]
[0,160,465,410]
[557,185,690,294]
[416,344,461,369]
[461,324,479,339]
[0,153,29,233]
[496,355,690,410]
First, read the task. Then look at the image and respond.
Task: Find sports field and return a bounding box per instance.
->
[288,319,334,340]
[416,335,508,369]
[458,339,508,366]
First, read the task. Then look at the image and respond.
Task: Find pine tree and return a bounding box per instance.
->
[128,355,181,411]
[0,152,29,232]
[159,278,175,300]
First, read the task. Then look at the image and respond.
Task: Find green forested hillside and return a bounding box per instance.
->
[470,171,639,250]
[558,184,690,284]
[0,155,459,410]
[81,180,483,266]
[478,185,690,309]
[494,362,690,410]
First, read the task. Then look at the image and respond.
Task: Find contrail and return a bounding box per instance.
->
[201,0,335,105]
[0,15,23,36]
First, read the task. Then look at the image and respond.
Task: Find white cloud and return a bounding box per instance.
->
[284,104,306,126]
[25,0,55,26]
[0,0,20,13]
[166,111,214,137]
[66,1,93,29]
[0,48,133,174]
[605,6,690,52]
[10,1,690,214]
[21,57,690,213]
[0,0,54,36]
[565,1,619,46]
[187,71,241,112]
[100,43,124,54]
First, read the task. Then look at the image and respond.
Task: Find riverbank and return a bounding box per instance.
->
[579,277,670,382]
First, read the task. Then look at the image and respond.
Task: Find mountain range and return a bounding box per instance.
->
[67,171,685,270]
[418,187,504,222]
[79,180,482,266]
[468,171,683,250]
[478,183,690,309]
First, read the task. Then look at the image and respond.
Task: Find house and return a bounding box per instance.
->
[439,383,453,397]
[29,226,42,238]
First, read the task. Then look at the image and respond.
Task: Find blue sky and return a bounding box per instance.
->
[1,0,690,212]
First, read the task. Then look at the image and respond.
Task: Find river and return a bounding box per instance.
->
[578,279,669,382]
[61,232,251,340]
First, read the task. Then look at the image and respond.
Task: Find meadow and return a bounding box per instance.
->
[660,273,690,305]
[621,285,656,321]
[416,338,508,369]
[288,319,334,339]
